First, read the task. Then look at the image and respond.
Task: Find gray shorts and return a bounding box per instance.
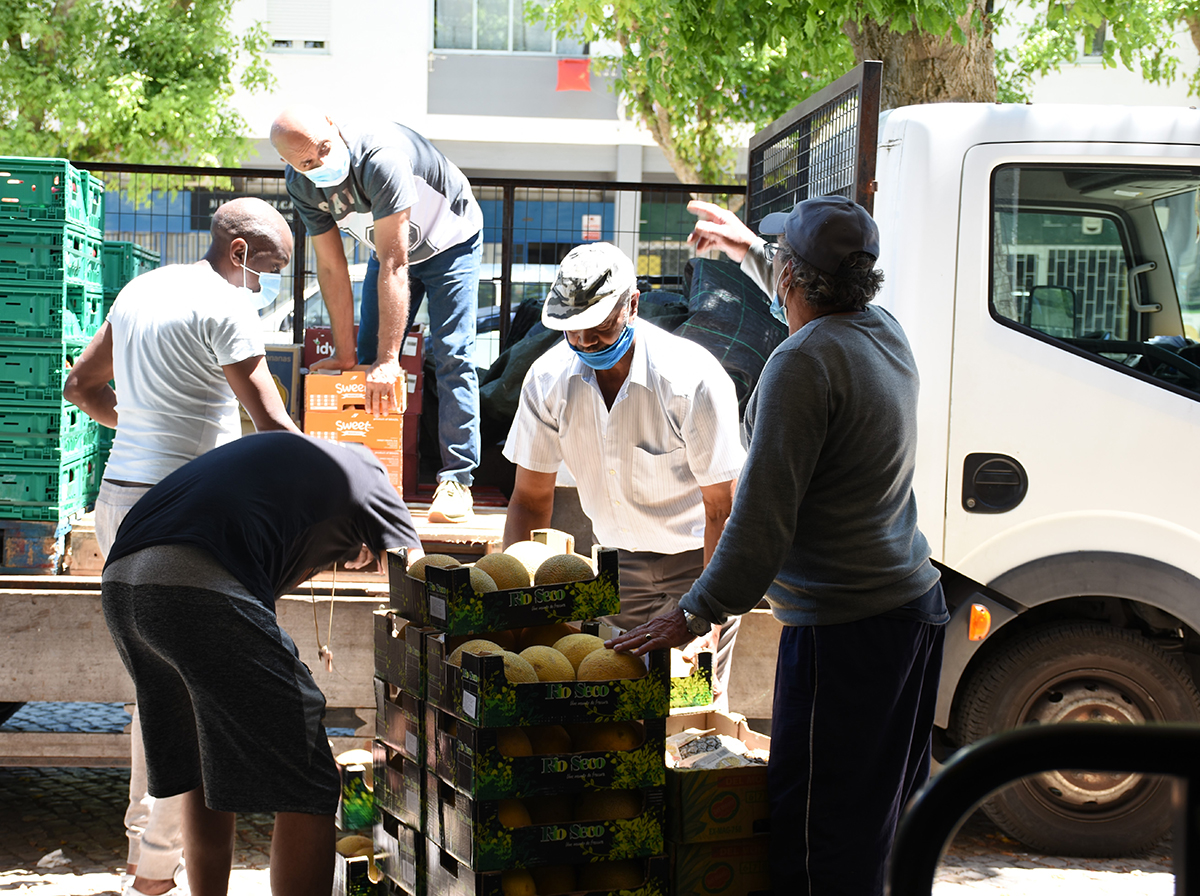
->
[102,544,341,815]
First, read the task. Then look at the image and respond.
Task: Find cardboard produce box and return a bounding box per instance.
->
[425,629,670,727]
[374,678,425,765]
[333,848,386,896]
[666,712,770,844]
[373,610,431,697]
[336,748,376,833]
[426,770,666,872]
[375,809,422,895]
[374,740,424,832]
[672,836,771,896]
[670,651,713,710]
[387,545,620,635]
[426,841,670,896]
[305,408,402,489]
[429,707,666,799]
[264,344,303,422]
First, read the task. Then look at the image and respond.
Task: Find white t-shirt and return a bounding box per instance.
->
[504,319,746,554]
[103,263,265,485]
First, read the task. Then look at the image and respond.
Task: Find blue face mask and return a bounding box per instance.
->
[243,262,283,309]
[570,320,636,370]
[301,135,351,188]
[769,267,789,326]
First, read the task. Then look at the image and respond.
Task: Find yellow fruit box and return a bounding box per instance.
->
[424,628,670,728]
[374,678,427,766]
[665,712,771,844]
[428,704,667,800]
[426,841,670,896]
[373,739,424,832]
[671,835,771,896]
[426,768,666,872]
[386,544,620,636]
[375,808,422,895]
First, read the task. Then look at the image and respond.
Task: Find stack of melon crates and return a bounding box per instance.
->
[345,536,675,896]
[0,157,106,545]
[97,239,160,474]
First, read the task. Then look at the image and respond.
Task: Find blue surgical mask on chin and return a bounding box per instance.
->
[301,136,351,188]
[242,262,283,310]
[570,320,636,370]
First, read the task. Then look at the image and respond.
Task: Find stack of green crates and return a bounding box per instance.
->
[0,157,108,523]
[98,239,160,476]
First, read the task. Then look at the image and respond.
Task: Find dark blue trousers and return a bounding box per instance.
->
[768,593,946,895]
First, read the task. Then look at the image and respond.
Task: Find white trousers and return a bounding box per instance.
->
[98,481,185,879]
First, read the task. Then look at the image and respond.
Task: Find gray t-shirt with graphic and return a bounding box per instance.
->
[285,119,482,264]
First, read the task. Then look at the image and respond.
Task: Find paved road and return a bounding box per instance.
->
[0,703,1176,894]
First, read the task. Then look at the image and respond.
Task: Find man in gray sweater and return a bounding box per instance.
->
[610,196,947,896]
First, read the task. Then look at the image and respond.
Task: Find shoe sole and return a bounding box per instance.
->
[428,511,472,523]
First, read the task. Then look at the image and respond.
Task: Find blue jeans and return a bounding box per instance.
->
[358,232,482,485]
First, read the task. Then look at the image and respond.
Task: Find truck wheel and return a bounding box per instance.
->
[952,621,1200,856]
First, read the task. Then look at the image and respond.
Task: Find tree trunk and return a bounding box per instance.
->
[1185,14,1200,58]
[844,0,996,109]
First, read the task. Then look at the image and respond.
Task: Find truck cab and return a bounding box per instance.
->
[873,102,1200,854]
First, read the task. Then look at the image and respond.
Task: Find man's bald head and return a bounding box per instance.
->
[271,106,341,172]
[204,197,293,287]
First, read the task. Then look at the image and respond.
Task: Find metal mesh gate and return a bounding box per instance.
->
[746,61,882,233]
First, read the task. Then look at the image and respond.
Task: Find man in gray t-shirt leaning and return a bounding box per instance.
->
[271,106,484,523]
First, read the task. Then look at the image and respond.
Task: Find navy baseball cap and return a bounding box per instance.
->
[759,196,880,275]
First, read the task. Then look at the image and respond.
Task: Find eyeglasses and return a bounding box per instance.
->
[762,242,780,263]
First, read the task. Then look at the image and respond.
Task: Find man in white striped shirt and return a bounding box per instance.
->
[502,242,746,699]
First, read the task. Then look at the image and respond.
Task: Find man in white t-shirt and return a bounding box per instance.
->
[502,242,746,701]
[64,197,298,896]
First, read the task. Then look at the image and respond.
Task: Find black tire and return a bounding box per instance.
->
[951,621,1200,856]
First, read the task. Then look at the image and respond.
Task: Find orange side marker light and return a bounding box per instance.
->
[968,603,991,641]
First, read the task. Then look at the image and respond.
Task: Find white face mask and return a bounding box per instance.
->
[242,261,283,310]
[769,266,790,327]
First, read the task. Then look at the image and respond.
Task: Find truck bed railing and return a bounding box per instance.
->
[888,723,1200,895]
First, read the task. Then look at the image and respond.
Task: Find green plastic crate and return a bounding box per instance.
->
[0,338,90,393]
[0,224,104,288]
[0,451,95,521]
[102,240,160,296]
[0,281,104,340]
[0,158,104,235]
[0,401,98,464]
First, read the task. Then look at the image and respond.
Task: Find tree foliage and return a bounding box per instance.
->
[0,0,272,166]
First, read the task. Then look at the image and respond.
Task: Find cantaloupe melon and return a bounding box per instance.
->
[552,633,606,673]
[518,645,575,681]
[501,651,539,683]
[503,540,556,581]
[497,798,532,828]
[447,639,505,667]
[526,724,573,754]
[335,834,375,856]
[573,788,642,821]
[474,552,533,589]
[517,622,578,651]
[496,727,533,757]
[469,566,499,594]
[525,793,573,824]
[500,869,536,896]
[533,552,594,585]
[572,721,642,753]
[577,647,646,681]
[406,553,461,581]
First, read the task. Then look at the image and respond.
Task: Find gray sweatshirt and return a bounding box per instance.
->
[679,247,940,626]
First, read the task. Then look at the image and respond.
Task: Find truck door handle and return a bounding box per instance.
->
[962,454,1028,513]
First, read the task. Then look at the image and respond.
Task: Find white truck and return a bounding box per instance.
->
[749,64,1200,855]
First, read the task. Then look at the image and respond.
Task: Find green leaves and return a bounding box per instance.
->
[0,0,272,164]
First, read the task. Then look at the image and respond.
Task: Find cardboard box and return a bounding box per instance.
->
[399,328,424,376]
[305,408,403,489]
[424,628,670,728]
[373,610,430,697]
[672,836,771,896]
[337,749,376,832]
[671,651,713,710]
[375,808,422,895]
[374,678,424,764]
[333,848,387,896]
[426,841,670,896]
[374,740,424,832]
[665,712,770,844]
[303,325,358,369]
[387,545,620,636]
[426,770,666,872]
[429,707,666,800]
[264,344,303,422]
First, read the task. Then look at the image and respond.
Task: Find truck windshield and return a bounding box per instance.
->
[990,164,1200,398]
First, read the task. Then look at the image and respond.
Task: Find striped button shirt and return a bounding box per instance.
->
[504,318,746,554]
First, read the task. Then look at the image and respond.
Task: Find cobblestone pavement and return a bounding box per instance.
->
[0,704,1177,894]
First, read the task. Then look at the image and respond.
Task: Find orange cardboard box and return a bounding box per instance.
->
[305,370,418,415]
[304,408,404,489]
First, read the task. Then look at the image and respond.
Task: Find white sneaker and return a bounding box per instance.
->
[428,480,473,523]
[123,866,189,896]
